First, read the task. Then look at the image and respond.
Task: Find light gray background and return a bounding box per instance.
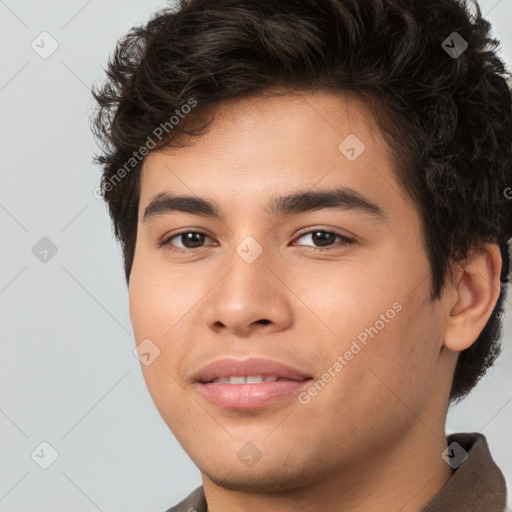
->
[1,1,511,511]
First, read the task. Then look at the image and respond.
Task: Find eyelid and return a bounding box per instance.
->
[159,228,216,249]
[293,225,356,242]
[160,226,356,253]
[291,228,356,250]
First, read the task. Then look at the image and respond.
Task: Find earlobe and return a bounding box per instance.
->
[443,243,502,352]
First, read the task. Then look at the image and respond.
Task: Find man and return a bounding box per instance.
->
[91,0,511,510]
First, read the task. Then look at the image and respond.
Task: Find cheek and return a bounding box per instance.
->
[128,253,197,339]
[312,312,438,457]
[351,295,440,413]
[312,261,439,417]
[290,242,408,327]
[128,259,187,406]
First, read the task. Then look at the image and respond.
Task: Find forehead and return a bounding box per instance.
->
[138,91,411,220]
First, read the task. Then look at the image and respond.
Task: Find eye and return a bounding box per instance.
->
[161,230,214,251]
[161,228,355,253]
[292,229,356,250]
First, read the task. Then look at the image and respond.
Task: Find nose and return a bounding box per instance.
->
[202,247,293,337]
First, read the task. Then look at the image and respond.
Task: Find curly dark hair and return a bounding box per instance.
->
[90,0,512,403]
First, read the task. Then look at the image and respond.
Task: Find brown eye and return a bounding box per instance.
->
[162,231,213,251]
[293,230,355,250]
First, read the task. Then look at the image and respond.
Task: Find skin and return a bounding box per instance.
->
[128,90,502,512]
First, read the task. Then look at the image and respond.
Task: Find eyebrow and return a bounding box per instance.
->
[142,187,386,223]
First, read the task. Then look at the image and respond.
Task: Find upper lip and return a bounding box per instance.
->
[193,357,313,383]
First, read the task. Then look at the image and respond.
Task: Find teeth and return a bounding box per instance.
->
[211,376,280,384]
[246,376,264,383]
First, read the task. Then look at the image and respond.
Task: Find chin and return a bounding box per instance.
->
[201,460,321,494]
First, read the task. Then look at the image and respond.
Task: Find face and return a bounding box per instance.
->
[129,91,450,492]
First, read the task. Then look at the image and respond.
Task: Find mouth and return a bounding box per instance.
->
[207,375,301,384]
[192,357,313,410]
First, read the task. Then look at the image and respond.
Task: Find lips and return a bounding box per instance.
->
[193,357,312,383]
[192,357,313,410]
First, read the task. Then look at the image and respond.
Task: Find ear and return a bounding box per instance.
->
[443,243,503,352]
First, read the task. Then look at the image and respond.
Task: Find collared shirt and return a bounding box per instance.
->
[163,432,507,512]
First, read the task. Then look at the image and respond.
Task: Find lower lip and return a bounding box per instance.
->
[196,380,311,409]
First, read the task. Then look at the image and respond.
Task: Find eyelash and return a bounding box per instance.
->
[159,228,356,253]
